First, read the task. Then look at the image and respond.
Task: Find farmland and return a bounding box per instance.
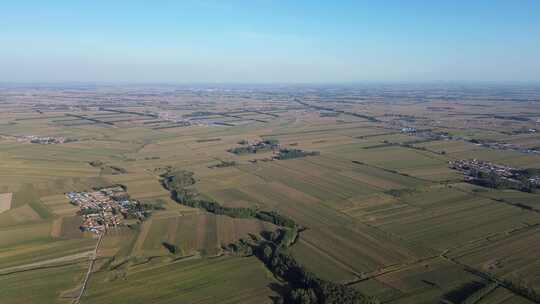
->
[1,83,540,303]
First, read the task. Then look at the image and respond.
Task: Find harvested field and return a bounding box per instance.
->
[0,192,12,213]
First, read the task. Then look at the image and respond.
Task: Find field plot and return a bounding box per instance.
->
[0,238,95,270]
[503,133,540,149]
[326,144,456,181]
[0,158,101,194]
[453,182,540,210]
[133,213,276,257]
[369,185,540,250]
[82,256,278,304]
[0,221,52,248]
[52,216,88,239]
[449,225,540,290]
[107,173,170,201]
[0,204,42,227]
[0,192,12,213]
[33,177,112,197]
[415,140,477,154]
[290,238,359,282]
[237,160,382,203]
[41,194,80,216]
[187,166,268,198]
[299,224,431,275]
[97,227,139,258]
[475,286,536,304]
[223,179,432,274]
[204,187,261,208]
[0,262,87,304]
[365,258,484,304]
[341,192,410,219]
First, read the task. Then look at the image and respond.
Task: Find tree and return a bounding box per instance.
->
[162,241,177,254]
[289,288,318,304]
[488,171,501,188]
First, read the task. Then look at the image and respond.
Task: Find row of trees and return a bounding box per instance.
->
[228,139,280,155]
[275,149,320,160]
[208,160,237,168]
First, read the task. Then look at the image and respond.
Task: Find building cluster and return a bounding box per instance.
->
[401,127,417,133]
[449,159,540,186]
[450,159,515,180]
[16,135,67,144]
[66,186,146,234]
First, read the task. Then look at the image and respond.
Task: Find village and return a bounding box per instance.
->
[66,186,150,234]
[449,159,540,188]
[19,135,68,144]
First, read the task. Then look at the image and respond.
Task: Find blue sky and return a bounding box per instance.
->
[1,0,539,83]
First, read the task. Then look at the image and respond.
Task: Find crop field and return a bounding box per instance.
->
[0,262,87,304]
[2,85,540,303]
[82,256,278,304]
[449,225,540,287]
[354,257,481,303]
[133,212,277,257]
[0,237,95,270]
[475,286,535,304]
[366,185,540,250]
[0,204,42,227]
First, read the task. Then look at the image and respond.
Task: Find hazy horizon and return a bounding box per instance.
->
[2,0,540,83]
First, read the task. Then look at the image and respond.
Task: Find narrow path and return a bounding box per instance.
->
[73,232,104,304]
